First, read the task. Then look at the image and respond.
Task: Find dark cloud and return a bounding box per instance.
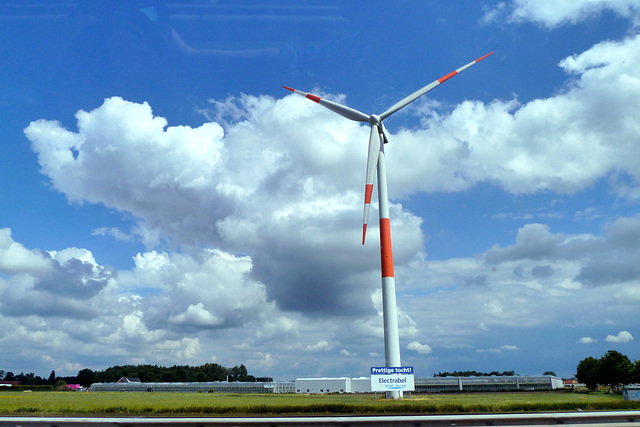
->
[1,276,97,319]
[531,265,554,278]
[36,258,115,299]
[577,259,640,286]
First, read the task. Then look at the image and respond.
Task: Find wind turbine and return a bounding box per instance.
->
[283,52,493,399]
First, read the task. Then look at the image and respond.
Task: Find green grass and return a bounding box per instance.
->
[0,391,638,416]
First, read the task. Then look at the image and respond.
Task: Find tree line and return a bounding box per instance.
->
[576,350,640,391]
[0,363,256,388]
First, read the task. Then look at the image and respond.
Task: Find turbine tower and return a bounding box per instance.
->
[284,52,493,399]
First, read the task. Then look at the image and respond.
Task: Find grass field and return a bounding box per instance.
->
[0,390,639,416]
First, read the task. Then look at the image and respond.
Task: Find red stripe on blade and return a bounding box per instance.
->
[362,224,367,245]
[475,52,494,63]
[282,86,294,92]
[306,94,321,103]
[364,184,374,204]
[437,70,458,84]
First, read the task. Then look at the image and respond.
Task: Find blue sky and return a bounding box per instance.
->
[1,0,639,381]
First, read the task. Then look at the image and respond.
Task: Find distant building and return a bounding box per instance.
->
[563,379,584,388]
[117,377,141,383]
[414,376,563,392]
[623,386,640,401]
[296,375,563,394]
[0,381,20,387]
[91,381,292,393]
[89,375,563,394]
[295,377,371,394]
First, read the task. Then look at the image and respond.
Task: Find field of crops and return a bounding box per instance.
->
[0,390,638,416]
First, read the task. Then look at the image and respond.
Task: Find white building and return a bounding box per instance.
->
[294,377,370,394]
[294,375,563,394]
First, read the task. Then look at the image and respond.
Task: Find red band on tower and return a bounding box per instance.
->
[379,218,394,278]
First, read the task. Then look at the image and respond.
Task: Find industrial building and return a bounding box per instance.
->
[294,375,562,394]
[90,375,562,394]
[90,381,294,393]
[414,376,563,392]
[294,377,370,394]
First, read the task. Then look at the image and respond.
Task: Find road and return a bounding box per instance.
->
[1,411,640,426]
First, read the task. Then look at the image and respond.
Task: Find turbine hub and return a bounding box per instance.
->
[369,114,381,126]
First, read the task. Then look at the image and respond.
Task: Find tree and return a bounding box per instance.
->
[47,370,56,386]
[22,373,41,386]
[633,359,640,384]
[76,368,95,387]
[577,351,634,392]
[228,365,247,382]
[598,350,633,392]
[543,371,557,376]
[576,356,600,390]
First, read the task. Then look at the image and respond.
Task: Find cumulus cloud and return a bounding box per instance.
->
[407,341,433,355]
[484,0,640,28]
[0,234,117,319]
[579,337,596,344]
[605,331,634,343]
[132,249,273,332]
[485,224,564,263]
[305,340,330,352]
[24,95,425,317]
[0,228,52,274]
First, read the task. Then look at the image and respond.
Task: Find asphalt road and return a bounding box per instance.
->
[1,411,640,427]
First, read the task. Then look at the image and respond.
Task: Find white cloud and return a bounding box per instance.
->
[407,341,433,355]
[500,345,520,351]
[24,95,426,318]
[483,0,640,28]
[605,331,634,343]
[169,303,224,327]
[477,345,519,353]
[579,337,596,344]
[134,249,273,332]
[356,34,640,203]
[0,228,52,275]
[305,340,330,352]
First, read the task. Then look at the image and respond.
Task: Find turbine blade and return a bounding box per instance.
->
[379,52,494,120]
[363,124,381,245]
[283,86,370,122]
[379,121,390,144]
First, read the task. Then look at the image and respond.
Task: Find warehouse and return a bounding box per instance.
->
[90,381,294,393]
[89,375,562,394]
[413,376,562,393]
[294,375,563,394]
[293,377,370,394]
